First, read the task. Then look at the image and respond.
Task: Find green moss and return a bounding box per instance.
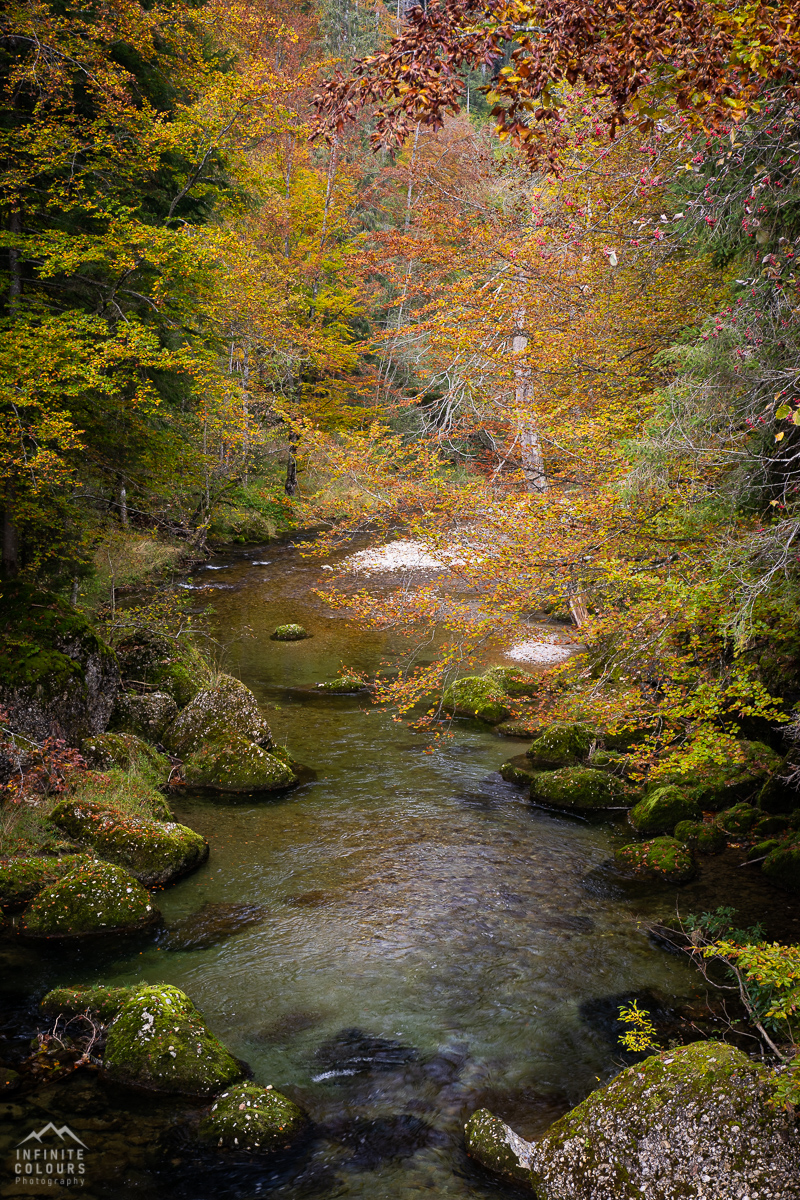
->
[272,624,309,641]
[68,766,172,820]
[526,722,596,768]
[673,820,726,854]
[40,985,137,1022]
[530,766,632,811]
[717,803,760,837]
[754,813,790,838]
[464,1109,533,1185]
[648,741,782,810]
[80,733,171,787]
[103,984,244,1097]
[165,676,273,758]
[199,1083,308,1153]
[748,838,782,861]
[614,836,695,882]
[0,582,115,697]
[495,720,543,738]
[316,674,367,693]
[0,854,89,910]
[442,676,511,724]
[628,786,700,835]
[483,666,539,697]
[762,839,800,892]
[109,692,179,744]
[49,796,208,887]
[113,631,206,707]
[499,755,539,787]
[182,735,296,793]
[21,860,158,937]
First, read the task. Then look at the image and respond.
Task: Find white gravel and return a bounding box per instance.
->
[505,640,577,663]
[343,539,464,573]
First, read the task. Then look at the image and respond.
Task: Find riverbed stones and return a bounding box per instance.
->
[614,836,695,883]
[159,901,267,951]
[40,985,137,1022]
[529,766,630,812]
[465,1041,800,1198]
[80,732,171,782]
[181,736,296,793]
[165,675,273,757]
[526,722,596,769]
[761,838,800,891]
[272,624,310,641]
[442,676,511,724]
[109,692,179,744]
[673,819,726,854]
[103,984,245,1097]
[628,786,699,835]
[49,797,208,887]
[199,1082,308,1154]
[0,854,90,910]
[20,860,159,938]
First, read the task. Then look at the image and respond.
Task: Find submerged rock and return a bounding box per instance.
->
[0,854,89,911]
[530,766,631,812]
[762,838,800,892]
[442,676,511,725]
[109,692,178,744]
[272,624,310,641]
[673,819,726,854]
[526,722,596,769]
[182,736,296,793]
[159,902,267,951]
[199,1082,308,1154]
[49,797,208,887]
[20,860,159,938]
[103,984,245,1097]
[313,1028,418,1079]
[166,675,273,757]
[614,836,695,883]
[40,985,137,1022]
[466,1041,800,1198]
[80,731,171,782]
[628,785,699,835]
[322,1114,436,1169]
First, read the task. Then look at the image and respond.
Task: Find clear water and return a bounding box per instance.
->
[6,538,790,1200]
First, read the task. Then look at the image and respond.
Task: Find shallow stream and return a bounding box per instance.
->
[2,539,798,1199]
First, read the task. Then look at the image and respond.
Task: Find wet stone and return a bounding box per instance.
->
[158,902,267,951]
[313,1028,418,1079]
[320,1114,438,1169]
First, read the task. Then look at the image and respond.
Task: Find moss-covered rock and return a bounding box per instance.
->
[49,797,208,887]
[530,766,632,812]
[199,1083,308,1154]
[483,666,539,697]
[0,582,119,744]
[20,860,159,938]
[113,631,204,707]
[748,838,782,862]
[316,674,368,693]
[755,758,798,813]
[165,675,272,758]
[717,803,760,837]
[182,736,296,793]
[614,836,695,883]
[648,741,781,810]
[753,813,790,838]
[465,1041,800,1198]
[762,839,800,892]
[40,985,137,1022]
[442,676,511,724]
[103,984,245,1097]
[0,854,90,910]
[68,766,172,820]
[673,820,726,855]
[464,1109,534,1186]
[499,755,540,787]
[495,719,543,738]
[272,624,310,641]
[109,692,179,743]
[526,722,596,769]
[1,1067,20,1091]
[80,732,171,784]
[628,786,699,835]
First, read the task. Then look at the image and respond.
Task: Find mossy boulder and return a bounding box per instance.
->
[109,692,179,743]
[40,985,137,1022]
[182,736,296,793]
[20,860,159,938]
[499,755,540,787]
[673,820,726,854]
[495,719,543,738]
[103,984,245,1097]
[69,767,172,820]
[526,722,596,768]
[442,676,510,724]
[465,1041,800,1198]
[748,838,782,862]
[80,732,171,784]
[754,813,790,838]
[0,582,119,744]
[762,839,800,892]
[114,631,204,707]
[756,759,798,813]
[49,797,208,887]
[165,676,272,758]
[648,741,781,810]
[483,666,539,697]
[199,1083,308,1154]
[614,836,695,883]
[530,766,632,812]
[316,674,368,693]
[717,803,760,838]
[628,786,700,835]
[0,854,90,910]
[272,624,309,641]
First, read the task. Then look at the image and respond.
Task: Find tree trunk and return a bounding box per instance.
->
[284,433,299,496]
[119,480,128,528]
[512,301,547,492]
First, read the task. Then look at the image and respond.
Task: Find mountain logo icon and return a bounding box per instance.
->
[16,1124,88,1149]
